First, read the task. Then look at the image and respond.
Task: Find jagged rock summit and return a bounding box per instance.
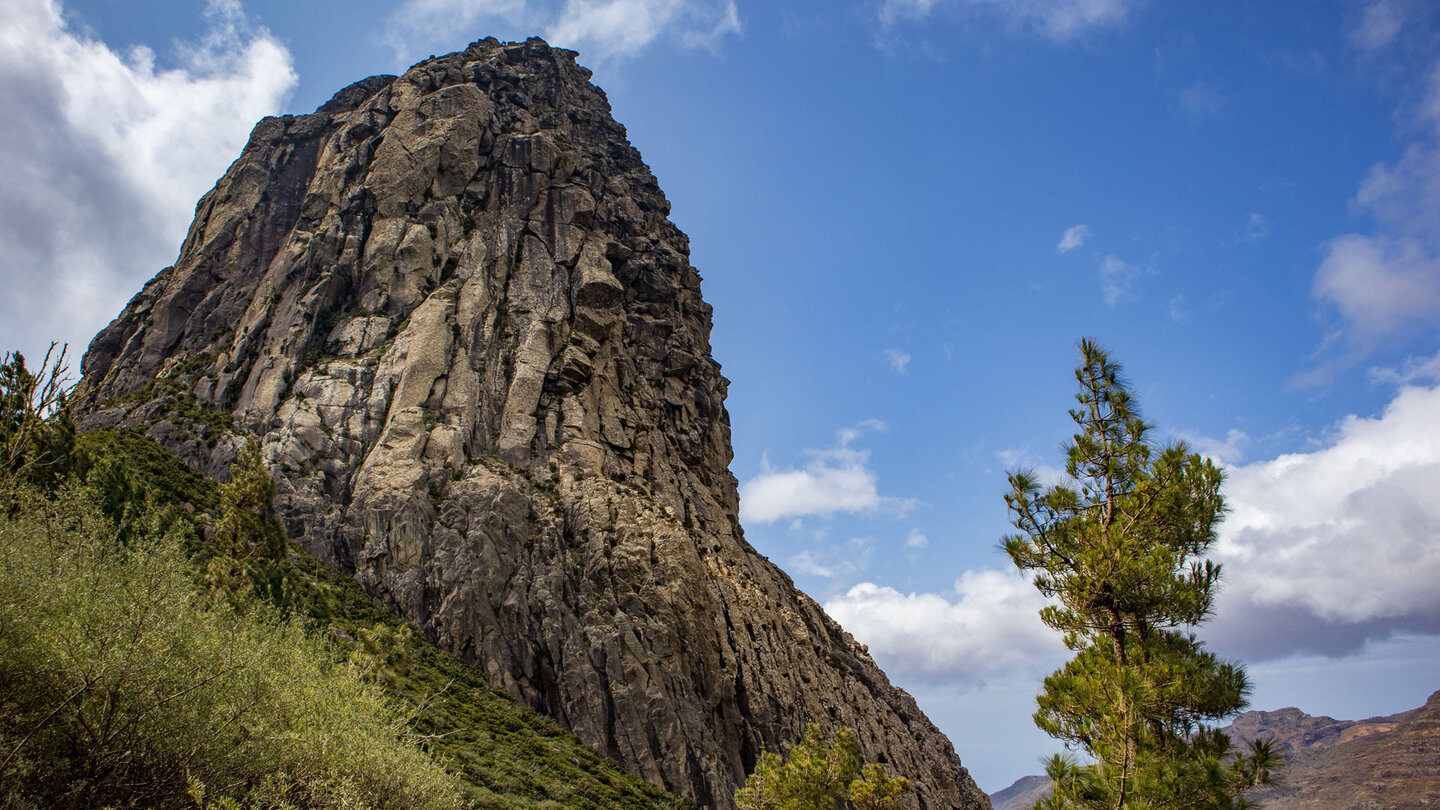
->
[77,37,989,809]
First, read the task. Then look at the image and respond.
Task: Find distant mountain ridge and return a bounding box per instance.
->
[990,689,1440,810]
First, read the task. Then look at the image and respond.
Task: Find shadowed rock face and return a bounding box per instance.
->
[77,37,989,810]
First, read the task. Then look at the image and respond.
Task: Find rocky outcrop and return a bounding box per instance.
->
[77,37,989,810]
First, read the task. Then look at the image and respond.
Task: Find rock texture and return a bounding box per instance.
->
[77,38,989,810]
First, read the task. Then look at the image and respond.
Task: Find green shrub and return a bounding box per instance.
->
[0,485,465,810]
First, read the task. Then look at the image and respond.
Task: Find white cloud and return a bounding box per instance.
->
[824,569,1065,685]
[1168,293,1189,324]
[1314,234,1440,340]
[1204,382,1440,659]
[740,423,915,524]
[879,0,1136,41]
[884,349,912,374]
[1305,57,1440,370]
[905,528,929,548]
[386,0,740,65]
[0,0,295,366]
[1056,224,1089,253]
[1180,427,1250,466]
[1098,254,1148,305]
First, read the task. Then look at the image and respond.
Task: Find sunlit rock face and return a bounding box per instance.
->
[77,37,990,810]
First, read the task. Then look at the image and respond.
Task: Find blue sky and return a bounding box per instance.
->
[4,0,1440,793]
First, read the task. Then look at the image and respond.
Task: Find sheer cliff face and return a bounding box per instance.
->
[78,38,989,810]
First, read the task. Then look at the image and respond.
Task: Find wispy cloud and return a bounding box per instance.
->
[905,528,930,548]
[1241,211,1270,242]
[788,537,873,580]
[1368,349,1440,385]
[884,348,912,374]
[1178,427,1250,466]
[878,0,1138,41]
[1350,0,1405,54]
[0,0,296,366]
[1056,224,1090,253]
[1168,294,1190,323]
[1098,254,1149,305]
[386,0,741,65]
[1178,81,1225,119]
[740,422,916,524]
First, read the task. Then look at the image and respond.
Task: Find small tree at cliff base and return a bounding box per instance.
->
[734,724,910,810]
[1004,339,1280,809]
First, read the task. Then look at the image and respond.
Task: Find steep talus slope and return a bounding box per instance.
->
[77,37,988,810]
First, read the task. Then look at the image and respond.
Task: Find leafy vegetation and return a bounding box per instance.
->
[733,724,909,810]
[1,348,676,809]
[1002,339,1281,809]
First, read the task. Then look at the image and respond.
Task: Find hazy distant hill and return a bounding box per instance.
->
[991,689,1440,810]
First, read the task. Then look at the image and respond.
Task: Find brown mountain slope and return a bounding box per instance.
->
[1230,690,1440,809]
[75,37,988,810]
[990,690,1440,810]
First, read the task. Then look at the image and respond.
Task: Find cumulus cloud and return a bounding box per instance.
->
[1056,224,1089,253]
[825,569,1065,685]
[905,528,929,548]
[740,422,915,524]
[879,0,1136,41]
[386,0,740,65]
[1203,382,1440,660]
[0,0,295,366]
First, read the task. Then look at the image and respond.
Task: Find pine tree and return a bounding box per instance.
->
[1003,339,1279,809]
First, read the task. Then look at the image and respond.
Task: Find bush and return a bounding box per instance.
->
[0,484,465,809]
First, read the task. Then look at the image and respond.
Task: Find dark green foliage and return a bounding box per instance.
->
[1004,339,1279,809]
[733,725,909,810]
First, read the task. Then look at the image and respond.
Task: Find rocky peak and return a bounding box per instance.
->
[78,38,990,809]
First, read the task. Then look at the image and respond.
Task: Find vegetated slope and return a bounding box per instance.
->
[990,691,1440,810]
[42,428,678,809]
[75,37,988,809]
